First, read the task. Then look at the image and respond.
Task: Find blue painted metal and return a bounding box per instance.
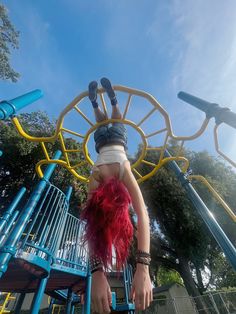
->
[30,277,49,314]
[0,210,19,246]
[178,91,236,129]
[164,150,236,270]
[0,151,62,277]
[0,187,26,234]
[0,89,43,120]
[83,272,91,314]
[65,289,73,314]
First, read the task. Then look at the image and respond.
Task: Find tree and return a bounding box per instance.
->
[157,266,183,286]
[0,4,20,82]
[137,145,236,304]
[0,111,89,212]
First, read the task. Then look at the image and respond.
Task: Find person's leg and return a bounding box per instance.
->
[88,81,107,122]
[100,77,122,119]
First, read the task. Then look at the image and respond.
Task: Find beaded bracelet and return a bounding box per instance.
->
[136,250,151,266]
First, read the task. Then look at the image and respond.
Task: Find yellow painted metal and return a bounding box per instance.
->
[189,175,236,222]
[0,293,16,314]
[10,85,219,184]
[214,125,236,168]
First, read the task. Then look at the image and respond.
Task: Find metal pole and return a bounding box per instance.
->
[83,272,92,314]
[65,289,73,314]
[164,150,236,270]
[0,187,26,233]
[218,292,230,314]
[178,91,236,129]
[0,210,19,246]
[209,293,221,314]
[0,89,43,120]
[0,151,62,278]
[30,277,48,314]
[14,292,26,314]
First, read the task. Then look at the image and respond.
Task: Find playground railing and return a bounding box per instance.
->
[16,182,70,269]
[54,215,88,274]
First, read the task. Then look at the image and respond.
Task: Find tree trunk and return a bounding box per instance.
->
[178,256,210,314]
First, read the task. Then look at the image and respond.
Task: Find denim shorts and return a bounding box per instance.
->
[94,122,128,153]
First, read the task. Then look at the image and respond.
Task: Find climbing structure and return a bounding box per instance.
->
[0,85,236,313]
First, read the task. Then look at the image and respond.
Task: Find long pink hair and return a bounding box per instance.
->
[81,177,133,270]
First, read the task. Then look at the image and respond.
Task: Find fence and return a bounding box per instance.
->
[143,290,236,314]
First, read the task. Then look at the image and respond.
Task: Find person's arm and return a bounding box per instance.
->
[122,161,153,311]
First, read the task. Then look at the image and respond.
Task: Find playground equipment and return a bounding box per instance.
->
[0,85,236,313]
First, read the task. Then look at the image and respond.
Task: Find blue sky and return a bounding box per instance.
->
[1,0,236,164]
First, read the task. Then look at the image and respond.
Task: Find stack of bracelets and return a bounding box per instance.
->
[89,250,151,274]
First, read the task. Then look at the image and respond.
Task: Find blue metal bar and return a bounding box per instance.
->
[0,89,43,120]
[0,187,26,234]
[37,190,61,246]
[164,150,236,270]
[0,150,61,278]
[52,192,71,254]
[20,184,52,247]
[51,200,68,254]
[178,91,236,129]
[32,186,56,242]
[123,265,129,304]
[0,210,19,246]
[46,194,65,250]
[30,277,48,314]
[83,272,92,314]
[66,289,73,314]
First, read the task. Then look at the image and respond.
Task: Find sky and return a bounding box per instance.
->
[1,0,236,165]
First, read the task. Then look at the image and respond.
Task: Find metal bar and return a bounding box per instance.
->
[164,149,236,270]
[209,293,221,314]
[51,201,67,253]
[146,128,168,138]
[21,184,52,247]
[59,215,69,261]
[0,89,43,120]
[47,195,65,250]
[136,107,156,127]
[67,215,74,263]
[73,106,94,126]
[123,94,132,119]
[0,210,19,246]
[65,289,73,314]
[123,265,129,304]
[83,272,92,314]
[178,91,236,129]
[32,185,55,239]
[30,277,49,314]
[0,187,26,234]
[14,293,26,314]
[0,151,61,278]
[61,127,85,138]
[68,217,75,262]
[37,189,61,245]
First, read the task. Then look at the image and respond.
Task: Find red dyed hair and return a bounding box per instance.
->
[81,177,133,270]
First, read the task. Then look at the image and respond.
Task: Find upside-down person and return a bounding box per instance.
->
[80,78,153,314]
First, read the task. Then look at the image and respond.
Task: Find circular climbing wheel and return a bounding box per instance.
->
[12,84,190,183]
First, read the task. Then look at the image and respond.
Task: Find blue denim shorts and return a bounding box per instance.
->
[94,123,128,153]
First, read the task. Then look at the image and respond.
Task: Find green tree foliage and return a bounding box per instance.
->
[0,111,89,213]
[138,146,236,298]
[0,4,20,82]
[157,266,183,286]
